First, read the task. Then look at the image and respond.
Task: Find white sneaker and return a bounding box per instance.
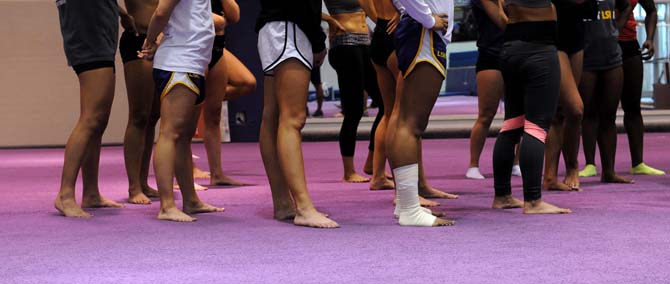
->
[512,165,522,177]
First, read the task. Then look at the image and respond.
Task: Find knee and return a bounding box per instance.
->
[477,112,496,128]
[622,102,641,116]
[241,77,257,95]
[128,109,151,129]
[162,118,192,142]
[566,103,584,122]
[279,112,307,131]
[81,112,110,135]
[203,107,222,127]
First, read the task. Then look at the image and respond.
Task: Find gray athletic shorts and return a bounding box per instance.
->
[56,0,118,69]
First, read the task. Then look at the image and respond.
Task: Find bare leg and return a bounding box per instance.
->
[418,141,459,199]
[202,51,245,186]
[123,59,160,204]
[81,134,123,209]
[562,51,584,188]
[368,61,397,190]
[468,69,504,178]
[55,67,117,218]
[544,51,583,191]
[259,76,295,220]
[580,72,598,171]
[223,49,257,100]
[386,63,454,226]
[270,59,338,228]
[597,67,634,183]
[155,86,222,222]
[343,156,371,182]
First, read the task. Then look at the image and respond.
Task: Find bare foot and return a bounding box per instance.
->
[492,195,524,209]
[544,181,574,192]
[369,178,395,190]
[563,170,581,191]
[54,195,92,218]
[81,195,124,208]
[211,175,247,186]
[193,167,210,179]
[602,173,635,184]
[293,209,340,228]
[142,186,160,198]
[523,200,572,214]
[128,191,152,205]
[175,183,208,191]
[183,201,225,215]
[419,185,459,199]
[433,217,455,226]
[364,168,393,179]
[158,207,197,222]
[343,172,371,183]
[274,207,296,220]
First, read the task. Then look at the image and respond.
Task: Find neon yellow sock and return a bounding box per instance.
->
[579,164,598,177]
[630,163,666,175]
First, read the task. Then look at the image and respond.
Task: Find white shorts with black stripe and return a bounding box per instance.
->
[257,21,313,75]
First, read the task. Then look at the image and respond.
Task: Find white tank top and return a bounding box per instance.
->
[153,0,214,76]
[397,0,454,44]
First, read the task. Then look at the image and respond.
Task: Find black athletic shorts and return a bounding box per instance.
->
[370,18,395,66]
[476,49,501,72]
[209,35,226,69]
[57,0,118,69]
[119,30,146,64]
[619,40,641,61]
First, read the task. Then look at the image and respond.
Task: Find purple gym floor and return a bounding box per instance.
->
[2,134,670,283]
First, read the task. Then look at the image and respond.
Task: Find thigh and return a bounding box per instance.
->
[476,69,504,117]
[500,53,524,120]
[124,60,155,115]
[203,52,228,111]
[558,51,583,113]
[79,67,116,117]
[579,71,599,114]
[569,50,584,85]
[331,46,365,110]
[160,85,199,133]
[225,49,255,88]
[273,59,311,117]
[397,63,444,128]
[523,49,560,129]
[598,67,624,115]
[620,55,643,109]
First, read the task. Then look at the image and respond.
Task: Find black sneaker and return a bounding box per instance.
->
[313,109,324,117]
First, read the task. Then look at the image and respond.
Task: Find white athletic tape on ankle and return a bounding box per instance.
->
[393,164,436,226]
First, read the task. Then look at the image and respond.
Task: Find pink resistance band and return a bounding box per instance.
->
[500,116,524,132]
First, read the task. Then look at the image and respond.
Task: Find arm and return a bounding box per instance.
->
[358,0,378,22]
[639,0,657,59]
[221,0,240,24]
[322,12,347,34]
[480,0,508,29]
[139,0,180,60]
[118,2,138,33]
[397,0,434,28]
[615,0,631,31]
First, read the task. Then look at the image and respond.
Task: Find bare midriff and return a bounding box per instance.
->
[506,5,557,23]
[373,0,397,21]
[330,11,369,36]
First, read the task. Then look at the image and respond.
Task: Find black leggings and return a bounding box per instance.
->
[493,41,560,201]
[329,45,381,157]
[620,48,644,167]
